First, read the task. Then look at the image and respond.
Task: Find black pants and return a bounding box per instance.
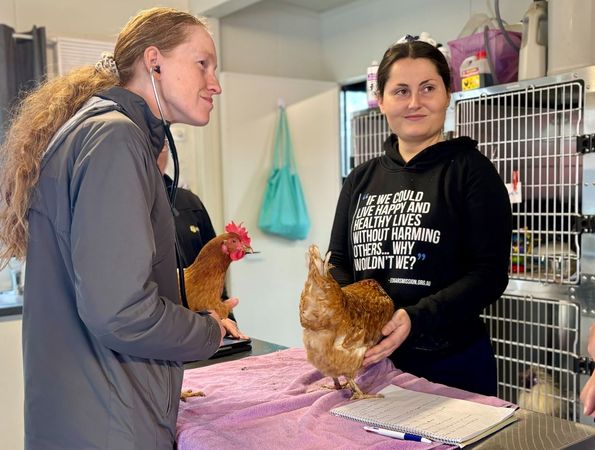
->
[390,334,498,397]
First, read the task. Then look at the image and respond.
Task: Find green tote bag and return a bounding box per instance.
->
[258,107,311,240]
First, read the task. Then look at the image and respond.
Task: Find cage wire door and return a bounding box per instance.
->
[349,79,586,421]
[456,82,583,285]
[350,108,390,168]
[455,80,584,421]
[483,294,580,421]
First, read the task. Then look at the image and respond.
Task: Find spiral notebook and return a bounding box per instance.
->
[331,385,517,448]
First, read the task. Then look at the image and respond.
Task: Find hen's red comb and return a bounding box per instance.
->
[225,221,251,246]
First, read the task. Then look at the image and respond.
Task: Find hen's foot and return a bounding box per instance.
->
[350,391,384,400]
[180,389,205,402]
[347,379,384,400]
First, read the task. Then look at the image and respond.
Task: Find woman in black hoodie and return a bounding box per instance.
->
[328,39,511,396]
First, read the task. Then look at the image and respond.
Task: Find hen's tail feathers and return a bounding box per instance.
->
[307,244,331,277]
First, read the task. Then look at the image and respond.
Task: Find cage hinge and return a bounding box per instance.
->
[575,356,595,375]
[575,215,595,233]
[577,134,595,153]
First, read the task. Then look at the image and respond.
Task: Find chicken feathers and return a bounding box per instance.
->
[300,244,394,399]
[183,221,252,318]
[180,221,252,401]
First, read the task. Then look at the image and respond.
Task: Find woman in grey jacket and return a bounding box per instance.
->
[0,7,234,450]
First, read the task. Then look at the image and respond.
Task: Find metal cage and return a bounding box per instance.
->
[482,294,580,421]
[350,108,389,169]
[451,70,595,424]
[455,81,583,285]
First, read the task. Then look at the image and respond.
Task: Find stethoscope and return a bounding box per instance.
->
[150,65,190,309]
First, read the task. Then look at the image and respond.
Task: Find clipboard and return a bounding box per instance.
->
[210,337,252,359]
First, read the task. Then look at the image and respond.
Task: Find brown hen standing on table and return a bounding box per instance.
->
[300,244,394,400]
[180,221,253,401]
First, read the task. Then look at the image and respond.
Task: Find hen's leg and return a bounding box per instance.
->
[180,389,205,402]
[333,377,343,390]
[347,378,383,400]
[320,377,347,392]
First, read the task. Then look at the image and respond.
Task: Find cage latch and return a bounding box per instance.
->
[575,356,595,375]
[577,134,595,153]
[575,215,595,233]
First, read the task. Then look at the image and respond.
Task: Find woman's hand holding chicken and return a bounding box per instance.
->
[363,309,411,367]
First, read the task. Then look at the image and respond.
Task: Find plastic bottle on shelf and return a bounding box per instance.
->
[366,60,379,108]
[460,50,493,91]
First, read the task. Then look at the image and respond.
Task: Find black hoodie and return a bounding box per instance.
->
[328,135,512,354]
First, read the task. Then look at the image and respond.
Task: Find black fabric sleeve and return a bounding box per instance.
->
[194,196,217,243]
[173,187,211,267]
[404,155,512,339]
[328,175,356,286]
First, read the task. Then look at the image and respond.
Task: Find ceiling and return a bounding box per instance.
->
[278,0,357,13]
[190,0,358,18]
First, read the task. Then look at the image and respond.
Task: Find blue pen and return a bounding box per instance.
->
[364,426,432,444]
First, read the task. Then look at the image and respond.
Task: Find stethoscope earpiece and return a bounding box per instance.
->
[149,67,166,125]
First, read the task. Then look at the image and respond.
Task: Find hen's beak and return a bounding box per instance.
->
[244,245,254,254]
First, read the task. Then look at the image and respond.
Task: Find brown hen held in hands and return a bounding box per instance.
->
[180,221,252,402]
[183,221,252,318]
[300,245,394,400]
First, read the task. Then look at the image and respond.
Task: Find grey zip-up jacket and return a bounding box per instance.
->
[23,87,221,450]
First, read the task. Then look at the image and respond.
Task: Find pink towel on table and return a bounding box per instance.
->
[177,348,515,450]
